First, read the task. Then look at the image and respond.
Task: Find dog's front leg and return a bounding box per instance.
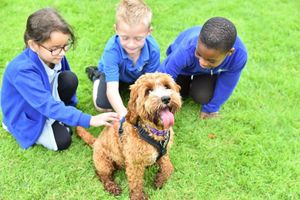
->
[125,164,148,200]
[154,154,174,188]
[94,152,122,196]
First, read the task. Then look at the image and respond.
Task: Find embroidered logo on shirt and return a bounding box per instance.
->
[138,62,148,72]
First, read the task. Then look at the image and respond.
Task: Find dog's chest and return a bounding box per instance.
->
[122,125,168,164]
[150,151,159,163]
[141,142,161,164]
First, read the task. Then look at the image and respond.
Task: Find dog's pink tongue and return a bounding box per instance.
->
[160,108,174,129]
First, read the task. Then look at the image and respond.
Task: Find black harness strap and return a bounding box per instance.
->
[118,118,170,161]
[118,117,126,136]
[135,125,170,161]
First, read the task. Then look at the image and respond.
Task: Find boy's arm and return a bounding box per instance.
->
[106,81,127,117]
[157,48,191,80]
[201,55,247,113]
[201,70,242,113]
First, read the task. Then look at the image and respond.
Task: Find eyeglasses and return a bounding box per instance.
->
[39,42,73,56]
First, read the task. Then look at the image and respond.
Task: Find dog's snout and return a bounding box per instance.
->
[161,96,170,104]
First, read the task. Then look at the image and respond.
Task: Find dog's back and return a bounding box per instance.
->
[77,121,169,168]
[76,123,127,167]
[94,123,126,167]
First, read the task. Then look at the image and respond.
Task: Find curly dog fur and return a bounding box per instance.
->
[76,72,182,200]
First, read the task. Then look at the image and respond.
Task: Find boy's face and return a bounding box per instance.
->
[115,21,150,58]
[195,41,234,69]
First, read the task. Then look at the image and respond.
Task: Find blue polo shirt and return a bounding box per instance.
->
[98,34,160,83]
[158,26,248,113]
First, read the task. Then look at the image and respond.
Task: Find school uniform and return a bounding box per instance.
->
[93,34,160,109]
[158,26,248,113]
[1,48,91,149]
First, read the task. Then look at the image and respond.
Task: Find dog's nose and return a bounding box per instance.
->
[161,96,170,104]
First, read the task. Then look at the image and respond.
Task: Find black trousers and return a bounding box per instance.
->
[176,74,217,104]
[52,71,78,150]
[95,73,131,109]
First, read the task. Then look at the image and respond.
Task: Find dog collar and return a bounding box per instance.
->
[146,125,169,136]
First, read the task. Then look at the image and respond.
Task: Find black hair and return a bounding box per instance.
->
[24,8,75,47]
[199,17,237,52]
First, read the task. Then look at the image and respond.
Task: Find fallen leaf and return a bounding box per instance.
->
[208,133,217,139]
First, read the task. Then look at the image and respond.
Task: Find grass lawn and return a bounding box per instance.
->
[0,0,299,199]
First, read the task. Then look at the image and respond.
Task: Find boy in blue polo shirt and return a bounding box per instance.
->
[158,17,248,119]
[86,0,160,117]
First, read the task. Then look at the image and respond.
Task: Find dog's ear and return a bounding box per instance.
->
[126,84,139,124]
[174,82,181,93]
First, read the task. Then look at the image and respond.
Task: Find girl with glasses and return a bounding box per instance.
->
[1,8,119,151]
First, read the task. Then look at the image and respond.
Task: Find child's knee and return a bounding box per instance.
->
[190,92,211,104]
[52,121,72,151]
[56,136,72,151]
[95,96,112,111]
[59,71,78,89]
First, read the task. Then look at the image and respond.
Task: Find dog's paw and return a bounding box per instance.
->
[154,180,164,189]
[130,192,149,200]
[104,182,122,196]
[154,174,167,189]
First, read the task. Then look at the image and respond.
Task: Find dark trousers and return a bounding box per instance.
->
[52,71,78,150]
[176,74,217,104]
[95,73,131,109]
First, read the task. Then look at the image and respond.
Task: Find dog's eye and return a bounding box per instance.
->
[145,89,151,96]
[164,84,171,89]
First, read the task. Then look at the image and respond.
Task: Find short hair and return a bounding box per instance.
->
[199,17,237,52]
[24,8,75,47]
[116,0,152,27]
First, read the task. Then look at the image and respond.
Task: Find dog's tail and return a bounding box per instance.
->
[76,126,96,148]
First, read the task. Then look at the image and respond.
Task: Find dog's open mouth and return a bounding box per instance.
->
[159,107,174,129]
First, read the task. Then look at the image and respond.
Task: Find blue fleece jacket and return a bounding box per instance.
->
[158,26,248,113]
[1,48,91,149]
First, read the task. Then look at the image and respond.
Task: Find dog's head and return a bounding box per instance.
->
[126,72,182,129]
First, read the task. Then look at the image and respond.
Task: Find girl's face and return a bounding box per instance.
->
[115,21,150,59]
[29,31,72,67]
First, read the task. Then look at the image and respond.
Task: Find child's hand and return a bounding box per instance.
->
[119,109,128,119]
[90,112,120,127]
[199,111,220,119]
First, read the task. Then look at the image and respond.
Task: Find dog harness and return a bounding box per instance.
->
[118,118,170,161]
[135,125,170,161]
[118,117,126,135]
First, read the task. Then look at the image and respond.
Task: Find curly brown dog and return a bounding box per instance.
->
[76,72,182,200]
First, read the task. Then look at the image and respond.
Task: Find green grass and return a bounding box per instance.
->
[1,0,300,199]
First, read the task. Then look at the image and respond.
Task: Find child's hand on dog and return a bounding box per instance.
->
[90,112,120,127]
